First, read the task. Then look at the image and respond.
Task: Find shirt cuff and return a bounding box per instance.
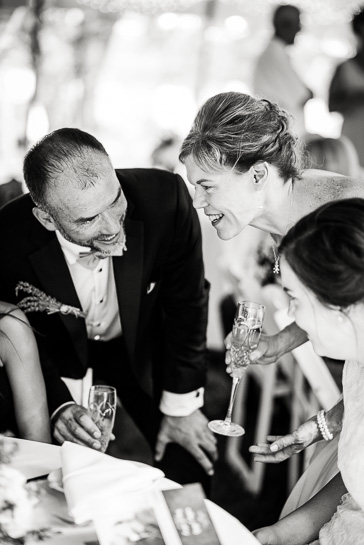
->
[51,401,75,422]
[159,388,204,417]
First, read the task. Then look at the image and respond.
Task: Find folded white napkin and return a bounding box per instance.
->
[61,441,164,524]
[9,438,62,481]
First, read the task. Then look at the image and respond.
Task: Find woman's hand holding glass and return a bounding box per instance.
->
[225,322,310,369]
[209,301,265,437]
[225,332,279,369]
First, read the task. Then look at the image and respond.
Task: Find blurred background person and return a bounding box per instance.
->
[329,6,364,168]
[253,4,313,138]
[303,134,363,390]
[304,135,363,178]
[0,177,23,209]
[151,134,182,173]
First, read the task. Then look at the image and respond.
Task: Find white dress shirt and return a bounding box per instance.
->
[55,231,204,417]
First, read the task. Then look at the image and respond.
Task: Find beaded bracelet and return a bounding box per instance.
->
[317,409,333,441]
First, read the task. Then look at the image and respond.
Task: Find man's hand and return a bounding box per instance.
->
[249,416,319,464]
[154,410,218,475]
[53,404,103,450]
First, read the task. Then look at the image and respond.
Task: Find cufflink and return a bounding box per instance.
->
[146,282,156,294]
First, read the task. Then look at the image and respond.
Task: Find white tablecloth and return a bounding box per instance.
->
[8,438,259,545]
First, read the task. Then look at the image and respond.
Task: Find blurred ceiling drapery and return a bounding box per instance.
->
[0,0,362,174]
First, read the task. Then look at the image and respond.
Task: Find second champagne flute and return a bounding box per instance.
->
[88,385,117,453]
[208,301,265,437]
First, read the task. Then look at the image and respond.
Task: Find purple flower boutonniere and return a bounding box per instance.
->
[15,281,87,319]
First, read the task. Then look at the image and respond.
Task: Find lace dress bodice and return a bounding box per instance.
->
[310,359,364,544]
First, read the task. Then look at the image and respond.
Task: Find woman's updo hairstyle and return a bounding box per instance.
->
[179,91,302,182]
[279,198,364,309]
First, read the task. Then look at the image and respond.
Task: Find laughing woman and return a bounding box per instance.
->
[0,303,50,442]
[179,90,364,501]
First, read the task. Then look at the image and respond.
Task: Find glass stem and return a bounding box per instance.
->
[224,376,241,424]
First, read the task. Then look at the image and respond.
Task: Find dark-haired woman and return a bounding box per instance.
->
[0,303,50,442]
[254,198,364,544]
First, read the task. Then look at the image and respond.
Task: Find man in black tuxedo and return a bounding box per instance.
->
[0,128,216,489]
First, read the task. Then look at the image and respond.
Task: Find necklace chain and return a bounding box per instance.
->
[271,180,294,275]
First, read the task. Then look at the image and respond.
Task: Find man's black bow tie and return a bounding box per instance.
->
[76,251,100,270]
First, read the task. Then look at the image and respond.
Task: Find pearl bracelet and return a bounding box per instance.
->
[317,409,333,441]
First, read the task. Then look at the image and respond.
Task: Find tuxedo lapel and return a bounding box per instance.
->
[113,217,143,362]
[29,236,88,367]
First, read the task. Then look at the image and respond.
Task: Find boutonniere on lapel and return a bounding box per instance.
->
[15,281,87,319]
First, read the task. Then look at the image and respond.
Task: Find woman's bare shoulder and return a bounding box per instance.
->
[0,303,29,334]
[298,169,364,200]
[0,301,19,314]
[301,168,348,182]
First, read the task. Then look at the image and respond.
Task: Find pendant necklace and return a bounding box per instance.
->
[271,181,294,275]
[272,244,280,274]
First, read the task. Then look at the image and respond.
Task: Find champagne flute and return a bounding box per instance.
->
[208,301,265,437]
[88,385,117,452]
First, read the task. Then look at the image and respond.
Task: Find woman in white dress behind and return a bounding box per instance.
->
[254,198,364,544]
